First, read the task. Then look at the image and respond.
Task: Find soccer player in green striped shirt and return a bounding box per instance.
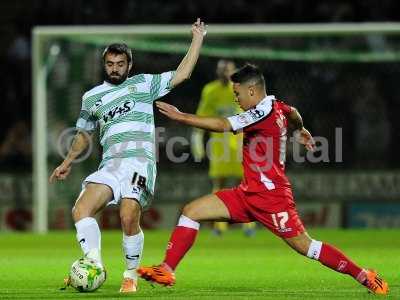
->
[49,18,207,293]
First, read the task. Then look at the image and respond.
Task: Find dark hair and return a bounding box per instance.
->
[102,43,132,64]
[230,63,265,87]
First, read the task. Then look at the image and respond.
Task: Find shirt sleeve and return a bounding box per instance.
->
[75,96,98,133]
[227,100,273,132]
[146,71,176,101]
[277,100,293,115]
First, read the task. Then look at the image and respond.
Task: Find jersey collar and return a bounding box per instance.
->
[259,95,276,105]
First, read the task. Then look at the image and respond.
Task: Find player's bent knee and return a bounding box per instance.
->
[120,214,139,227]
[72,205,89,222]
[181,204,193,219]
[120,214,140,234]
[181,204,198,221]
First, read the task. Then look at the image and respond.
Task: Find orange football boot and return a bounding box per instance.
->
[362,269,389,295]
[137,264,176,286]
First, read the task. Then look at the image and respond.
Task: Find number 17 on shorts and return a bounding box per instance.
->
[269,210,305,238]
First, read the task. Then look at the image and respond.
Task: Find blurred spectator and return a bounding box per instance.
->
[0,120,32,170]
[352,78,391,167]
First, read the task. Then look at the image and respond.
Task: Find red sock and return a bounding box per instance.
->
[319,243,363,280]
[163,225,198,270]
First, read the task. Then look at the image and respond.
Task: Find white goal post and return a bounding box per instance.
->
[32,22,400,233]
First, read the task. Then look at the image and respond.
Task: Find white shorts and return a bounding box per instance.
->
[82,158,154,209]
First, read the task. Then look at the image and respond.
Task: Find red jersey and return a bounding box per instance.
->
[227,95,293,192]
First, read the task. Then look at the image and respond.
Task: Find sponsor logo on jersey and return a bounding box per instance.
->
[95,99,102,108]
[128,85,137,93]
[278,227,292,233]
[102,100,135,123]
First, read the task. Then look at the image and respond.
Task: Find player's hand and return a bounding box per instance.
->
[49,162,72,183]
[156,101,185,121]
[294,128,316,152]
[191,18,207,41]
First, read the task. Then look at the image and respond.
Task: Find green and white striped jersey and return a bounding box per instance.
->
[76,71,175,194]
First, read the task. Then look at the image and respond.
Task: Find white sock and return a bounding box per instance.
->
[75,217,102,263]
[122,231,144,279]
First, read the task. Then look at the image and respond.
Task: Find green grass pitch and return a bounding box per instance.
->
[0,229,398,299]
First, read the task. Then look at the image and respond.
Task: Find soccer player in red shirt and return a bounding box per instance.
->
[137,64,388,295]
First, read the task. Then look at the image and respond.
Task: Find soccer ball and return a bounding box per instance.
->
[69,257,106,292]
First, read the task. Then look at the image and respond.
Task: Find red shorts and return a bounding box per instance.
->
[215,186,305,238]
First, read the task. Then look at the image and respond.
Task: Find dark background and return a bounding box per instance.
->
[1,0,400,171]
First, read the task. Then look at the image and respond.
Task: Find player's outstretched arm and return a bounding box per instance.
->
[49,131,92,183]
[294,128,315,151]
[170,18,206,88]
[156,101,231,132]
[287,107,303,131]
[288,107,316,151]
